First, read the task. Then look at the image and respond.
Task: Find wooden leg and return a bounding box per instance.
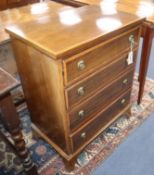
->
[63,156,78,172]
[126,108,131,119]
[0,93,38,175]
[11,128,38,175]
[63,159,76,172]
[138,24,154,104]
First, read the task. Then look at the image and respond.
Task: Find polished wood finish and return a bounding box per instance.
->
[61,0,154,104]
[138,23,154,103]
[69,70,134,131]
[0,0,152,105]
[5,6,143,59]
[0,68,38,175]
[53,0,85,7]
[11,38,69,152]
[0,0,39,11]
[6,4,143,169]
[63,28,139,85]
[0,1,72,44]
[65,0,154,23]
[65,52,137,109]
[71,89,131,151]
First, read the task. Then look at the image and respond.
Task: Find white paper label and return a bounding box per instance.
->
[127,51,133,65]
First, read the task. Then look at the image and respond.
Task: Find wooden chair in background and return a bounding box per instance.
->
[0,68,38,175]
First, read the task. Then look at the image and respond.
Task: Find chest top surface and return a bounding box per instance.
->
[73,0,154,23]
[6,4,144,59]
[118,0,154,23]
[0,1,72,44]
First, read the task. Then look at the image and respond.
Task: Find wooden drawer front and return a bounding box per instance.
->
[69,70,133,130]
[71,90,131,151]
[63,27,139,85]
[65,52,137,109]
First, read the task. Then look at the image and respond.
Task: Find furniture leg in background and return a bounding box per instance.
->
[138,23,154,104]
[0,68,38,175]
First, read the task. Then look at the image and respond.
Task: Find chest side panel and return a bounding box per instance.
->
[11,37,70,154]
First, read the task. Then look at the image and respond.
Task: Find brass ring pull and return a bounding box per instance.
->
[78,110,85,118]
[77,87,85,96]
[129,35,135,50]
[123,79,128,85]
[129,35,134,43]
[81,132,86,139]
[77,60,86,70]
[121,99,126,104]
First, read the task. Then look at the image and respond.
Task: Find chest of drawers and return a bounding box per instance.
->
[6,5,144,170]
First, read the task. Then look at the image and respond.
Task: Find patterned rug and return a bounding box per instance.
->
[0,74,154,175]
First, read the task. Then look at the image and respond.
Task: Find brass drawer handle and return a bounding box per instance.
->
[121,99,126,104]
[78,110,85,118]
[129,35,135,50]
[77,87,85,96]
[77,60,86,70]
[81,132,86,139]
[123,79,128,85]
[129,35,134,44]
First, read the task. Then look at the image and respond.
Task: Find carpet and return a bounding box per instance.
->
[0,74,154,175]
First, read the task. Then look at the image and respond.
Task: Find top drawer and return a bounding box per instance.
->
[63,27,140,85]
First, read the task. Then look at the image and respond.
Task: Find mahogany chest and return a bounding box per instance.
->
[6,5,144,169]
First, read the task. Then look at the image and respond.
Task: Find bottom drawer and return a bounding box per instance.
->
[70,90,131,152]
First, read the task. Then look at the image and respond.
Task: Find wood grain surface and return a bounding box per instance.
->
[6,5,144,59]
